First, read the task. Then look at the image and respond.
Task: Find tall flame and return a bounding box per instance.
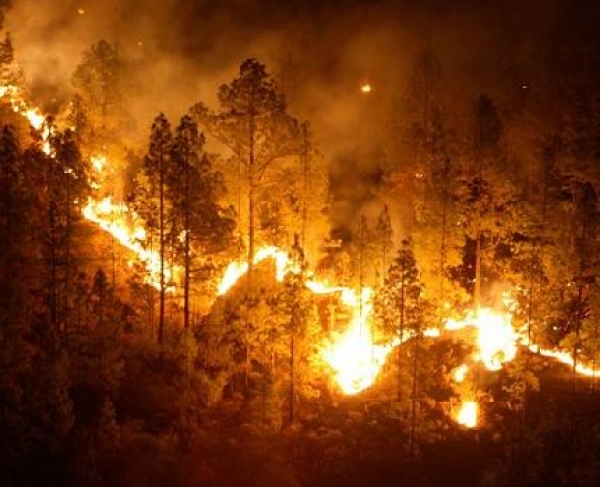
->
[322,287,399,394]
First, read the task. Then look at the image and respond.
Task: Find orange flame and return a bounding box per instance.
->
[216,246,299,295]
[83,156,180,291]
[453,364,469,383]
[322,287,400,394]
[527,344,600,378]
[445,307,518,371]
[1,84,52,155]
[216,250,396,393]
[455,401,478,428]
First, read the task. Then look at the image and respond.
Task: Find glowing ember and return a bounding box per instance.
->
[360,83,372,93]
[456,401,478,428]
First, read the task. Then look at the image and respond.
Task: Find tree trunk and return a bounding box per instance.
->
[474,118,483,310]
[289,322,295,426]
[301,123,308,250]
[64,174,71,334]
[398,249,406,402]
[50,202,58,330]
[158,150,165,347]
[410,330,419,461]
[183,149,190,331]
[245,84,257,393]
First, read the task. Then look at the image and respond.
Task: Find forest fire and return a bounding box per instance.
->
[3,38,599,437]
[3,2,600,484]
[5,73,600,404]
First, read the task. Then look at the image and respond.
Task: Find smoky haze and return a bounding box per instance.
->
[5,0,600,238]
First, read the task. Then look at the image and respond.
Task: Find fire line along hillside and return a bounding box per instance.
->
[2,3,600,485]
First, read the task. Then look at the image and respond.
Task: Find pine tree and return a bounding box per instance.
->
[192,58,301,281]
[139,113,174,346]
[71,39,130,150]
[170,115,235,330]
[376,240,422,398]
[458,94,523,308]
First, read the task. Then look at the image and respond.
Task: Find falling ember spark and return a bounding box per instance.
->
[456,401,478,428]
[78,8,85,15]
[360,83,372,93]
